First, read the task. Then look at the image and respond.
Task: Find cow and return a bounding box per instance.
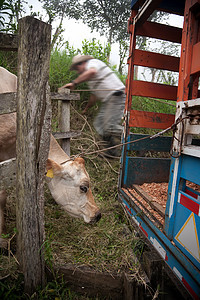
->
[0,67,101,246]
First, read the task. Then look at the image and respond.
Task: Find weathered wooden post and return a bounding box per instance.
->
[60,89,70,155]
[16,16,51,294]
[51,90,80,156]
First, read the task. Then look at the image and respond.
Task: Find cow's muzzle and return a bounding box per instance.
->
[89,211,101,224]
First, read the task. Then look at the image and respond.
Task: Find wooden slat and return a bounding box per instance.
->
[129,110,175,129]
[131,80,177,101]
[131,0,145,10]
[0,92,80,115]
[52,131,81,139]
[134,49,180,72]
[177,1,199,101]
[134,0,163,28]
[128,133,172,152]
[135,21,182,44]
[191,41,200,75]
[47,264,124,299]
[125,157,171,185]
[131,0,185,15]
[0,158,16,189]
[51,92,80,101]
[0,92,16,114]
[133,184,165,217]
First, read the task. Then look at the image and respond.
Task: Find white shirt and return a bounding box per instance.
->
[85,59,125,102]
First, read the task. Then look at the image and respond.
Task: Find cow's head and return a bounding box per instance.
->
[46,157,101,224]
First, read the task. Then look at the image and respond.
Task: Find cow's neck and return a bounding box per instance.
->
[48,135,70,164]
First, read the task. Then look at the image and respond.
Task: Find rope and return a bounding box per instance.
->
[71,90,176,108]
[71,89,123,92]
[61,115,189,164]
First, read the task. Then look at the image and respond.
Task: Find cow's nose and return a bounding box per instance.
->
[95,211,101,222]
[89,211,101,224]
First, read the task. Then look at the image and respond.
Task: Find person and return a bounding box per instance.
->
[60,55,125,157]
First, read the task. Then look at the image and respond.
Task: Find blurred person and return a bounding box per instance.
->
[60,55,125,157]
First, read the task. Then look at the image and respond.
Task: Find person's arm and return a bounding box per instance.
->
[82,94,97,114]
[59,68,97,91]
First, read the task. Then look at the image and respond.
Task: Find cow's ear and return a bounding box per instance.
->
[46,158,62,178]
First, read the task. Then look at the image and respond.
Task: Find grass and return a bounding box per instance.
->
[44,102,139,275]
[0,101,141,299]
[0,46,177,298]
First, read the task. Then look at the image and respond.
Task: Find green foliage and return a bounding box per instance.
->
[39,0,81,24]
[49,38,112,92]
[0,270,93,299]
[118,39,129,74]
[0,50,18,73]
[132,96,176,115]
[0,0,9,28]
[49,42,78,92]
[81,38,111,64]
[81,0,130,45]
[0,273,26,300]
[0,0,26,33]
[37,278,90,300]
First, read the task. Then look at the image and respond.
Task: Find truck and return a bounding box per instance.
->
[118,0,200,298]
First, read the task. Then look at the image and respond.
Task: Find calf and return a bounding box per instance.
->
[0,67,101,245]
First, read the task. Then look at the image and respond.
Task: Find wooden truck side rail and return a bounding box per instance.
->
[119,1,200,299]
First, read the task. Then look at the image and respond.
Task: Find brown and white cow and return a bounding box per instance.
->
[0,67,101,242]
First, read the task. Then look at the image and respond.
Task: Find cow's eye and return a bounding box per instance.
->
[80,185,88,193]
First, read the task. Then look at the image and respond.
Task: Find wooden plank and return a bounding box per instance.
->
[131,0,185,15]
[51,92,80,101]
[129,110,175,129]
[182,145,200,159]
[0,91,80,114]
[52,91,81,156]
[0,158,16,189]
[128,133,172,152]
[59,90,71,155]
[133,184,165,217]
[125,157,171,185]
[52,131,81,140]
[135,21,182,44]
[191,41,200,75]
[134,0,163,28]
[0,92,16,114]
[131,0,145,10]
[0,33,18,51]
[134,49,180,72]
[131,80,177,101]
[47,264,124,299]
[177,1,197,102]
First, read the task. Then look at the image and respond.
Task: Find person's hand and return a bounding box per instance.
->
[59,82,75,92]
[81,108,88,115]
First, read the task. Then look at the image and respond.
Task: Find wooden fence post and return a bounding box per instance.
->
[60,89,70,155]
[16,16,51,294]
[51,91,81,156]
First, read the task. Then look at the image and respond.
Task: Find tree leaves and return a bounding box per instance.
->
[81,0,130,45]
